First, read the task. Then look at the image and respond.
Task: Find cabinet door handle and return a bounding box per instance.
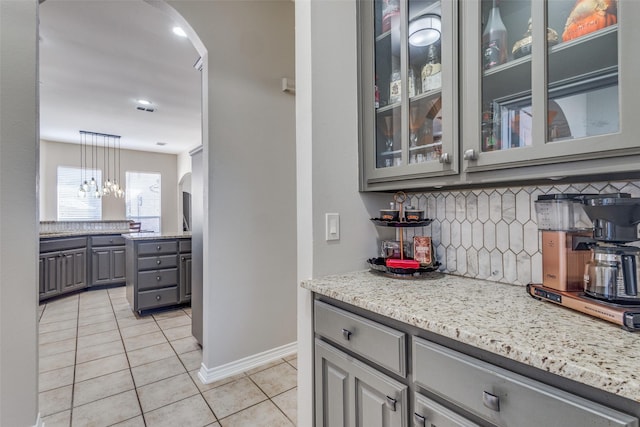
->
[413,413,426,427]
[181,257,185,261]
[156,245,161,250]
[156,276,161,281]
[156,259,161,265]
[483,391,500,412]
[438,152,451,164]
[156,295,161,301]
[385,396,397,411]
[341,328,352,341]
[463,148,478,160]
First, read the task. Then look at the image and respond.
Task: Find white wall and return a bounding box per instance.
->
[296,1,391,424]
[0,1,40,425]
[40,139,180,233]
[168,0,297,370]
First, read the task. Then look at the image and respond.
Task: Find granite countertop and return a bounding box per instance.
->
[301,270,640,403]
[40,230,131,238]
[122,232,192,240]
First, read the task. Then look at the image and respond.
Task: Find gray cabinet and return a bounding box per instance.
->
[359,0,640,191]
[412,337,638,427]
[179,252,192,302]
[90,235,125,286]
[315,338,408,427]
[313,298,639,427]
[39,237,88,300]
[125,237,191,313]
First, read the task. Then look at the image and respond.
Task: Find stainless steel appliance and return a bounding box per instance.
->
[529,193,640,331]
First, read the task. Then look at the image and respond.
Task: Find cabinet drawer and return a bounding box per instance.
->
[137,241,177,255]
[137,255,177,271]
[412,338,638,427]
[91,235,125,247]
[314,300,406,377]
[414,393,480,427]
[137,286,178,310]
[137,268,178,291]
[40,237,87,252]
[178,239,191,253]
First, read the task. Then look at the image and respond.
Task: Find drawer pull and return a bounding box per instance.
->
[157,245,161,250]
[181,257,185,261]
[156,295,161,301]
[156,276,161,281]
[413,413,426,426]
[385,396,397,411]
[341,328,352,341]
[156,259,161,265]
[483,391,500,412]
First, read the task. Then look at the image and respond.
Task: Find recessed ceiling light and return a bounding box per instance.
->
[137,99,151,106]
[172,26,187,38]
[156,142,167,146]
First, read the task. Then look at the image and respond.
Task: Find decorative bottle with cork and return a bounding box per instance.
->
[482,0,508,70]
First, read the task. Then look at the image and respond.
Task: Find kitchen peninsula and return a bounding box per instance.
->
[303,271,640,426]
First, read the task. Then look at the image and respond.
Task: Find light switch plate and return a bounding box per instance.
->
[325,213,340,241]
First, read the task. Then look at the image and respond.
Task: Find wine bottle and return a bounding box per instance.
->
[482,0,507,70]
[421,43,442,92]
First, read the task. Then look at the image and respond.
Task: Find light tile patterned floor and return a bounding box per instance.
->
[38,286,297,427]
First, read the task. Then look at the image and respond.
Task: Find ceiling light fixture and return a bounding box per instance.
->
[408,14,441,47]
[172,26,187,38]
[78,131,125,199]
[137,99,151,106]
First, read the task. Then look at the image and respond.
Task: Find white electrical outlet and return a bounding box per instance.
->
[325,213,340,241]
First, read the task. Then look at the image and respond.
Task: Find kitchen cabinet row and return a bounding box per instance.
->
[359,0,640,191]
[313,298,638,427]
[39,234,126,301]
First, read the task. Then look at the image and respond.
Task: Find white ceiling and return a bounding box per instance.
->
[39,0,202,155]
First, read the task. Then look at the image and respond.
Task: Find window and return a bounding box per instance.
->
[126,172,161,232]
[57,166,102,221]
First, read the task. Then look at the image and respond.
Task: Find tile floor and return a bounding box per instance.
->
[38,286,298,427]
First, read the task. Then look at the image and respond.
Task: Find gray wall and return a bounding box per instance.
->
[168,0,297,368]
[40,139,180,233]
[0,1,39,425]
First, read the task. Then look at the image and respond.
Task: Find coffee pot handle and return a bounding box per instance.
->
[621,255,638,296]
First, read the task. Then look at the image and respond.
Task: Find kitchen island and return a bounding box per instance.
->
[123,232,192,313]
[303,270,640,426]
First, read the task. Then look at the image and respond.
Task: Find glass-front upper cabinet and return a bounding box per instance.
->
[359,0,459,191]
[462,0,640,174]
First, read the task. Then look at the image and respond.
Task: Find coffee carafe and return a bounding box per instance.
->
[534,194,594,292]
[581,195,640,303]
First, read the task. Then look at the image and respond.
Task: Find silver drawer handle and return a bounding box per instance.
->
[157,245,161,250]
[156,259,161,265]
[413,413,426,426]
[385,396,397,412]
[483,391,500,412]
[156,295,161,301]
[181,257,185,261]
[156,276,161,281]
[341,328,352,341]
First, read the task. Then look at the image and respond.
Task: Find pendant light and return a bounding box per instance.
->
[78,130,125,199]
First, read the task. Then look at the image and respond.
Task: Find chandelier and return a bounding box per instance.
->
[78,130,125,198]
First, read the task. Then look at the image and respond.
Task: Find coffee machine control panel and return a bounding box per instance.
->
[532,287,562,304]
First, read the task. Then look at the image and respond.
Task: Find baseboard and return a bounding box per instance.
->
[33,413,44,427]
[198,341,297,384]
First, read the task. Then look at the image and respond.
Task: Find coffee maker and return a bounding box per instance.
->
[534,194,593,292]
[582,195,640,303]
[529,193,640,331]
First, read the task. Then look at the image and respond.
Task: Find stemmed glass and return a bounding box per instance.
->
[409,106,426,148]
[382,116,394,152]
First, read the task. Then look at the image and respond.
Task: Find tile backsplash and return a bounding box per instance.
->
[403,180,640,286]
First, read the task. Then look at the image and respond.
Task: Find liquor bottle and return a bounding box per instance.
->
[421,43,442,92]
[381,0,400,33]
[408,67,417,98]
[482,0,507,70]
[389,67,401,104]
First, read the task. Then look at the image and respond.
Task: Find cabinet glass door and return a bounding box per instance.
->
[481,0,533,152]
[547,0,618,143]
[374,0,450,169]
[375,0,403,169]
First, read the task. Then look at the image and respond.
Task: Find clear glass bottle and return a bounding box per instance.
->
[408,67,417,98]
[389,67,402,104]
[421,43,442,92]
[482,0,507,70]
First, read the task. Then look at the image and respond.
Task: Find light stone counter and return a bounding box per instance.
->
[301,270,640,403]
[40,230,131,238]
[122,232,192,240]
